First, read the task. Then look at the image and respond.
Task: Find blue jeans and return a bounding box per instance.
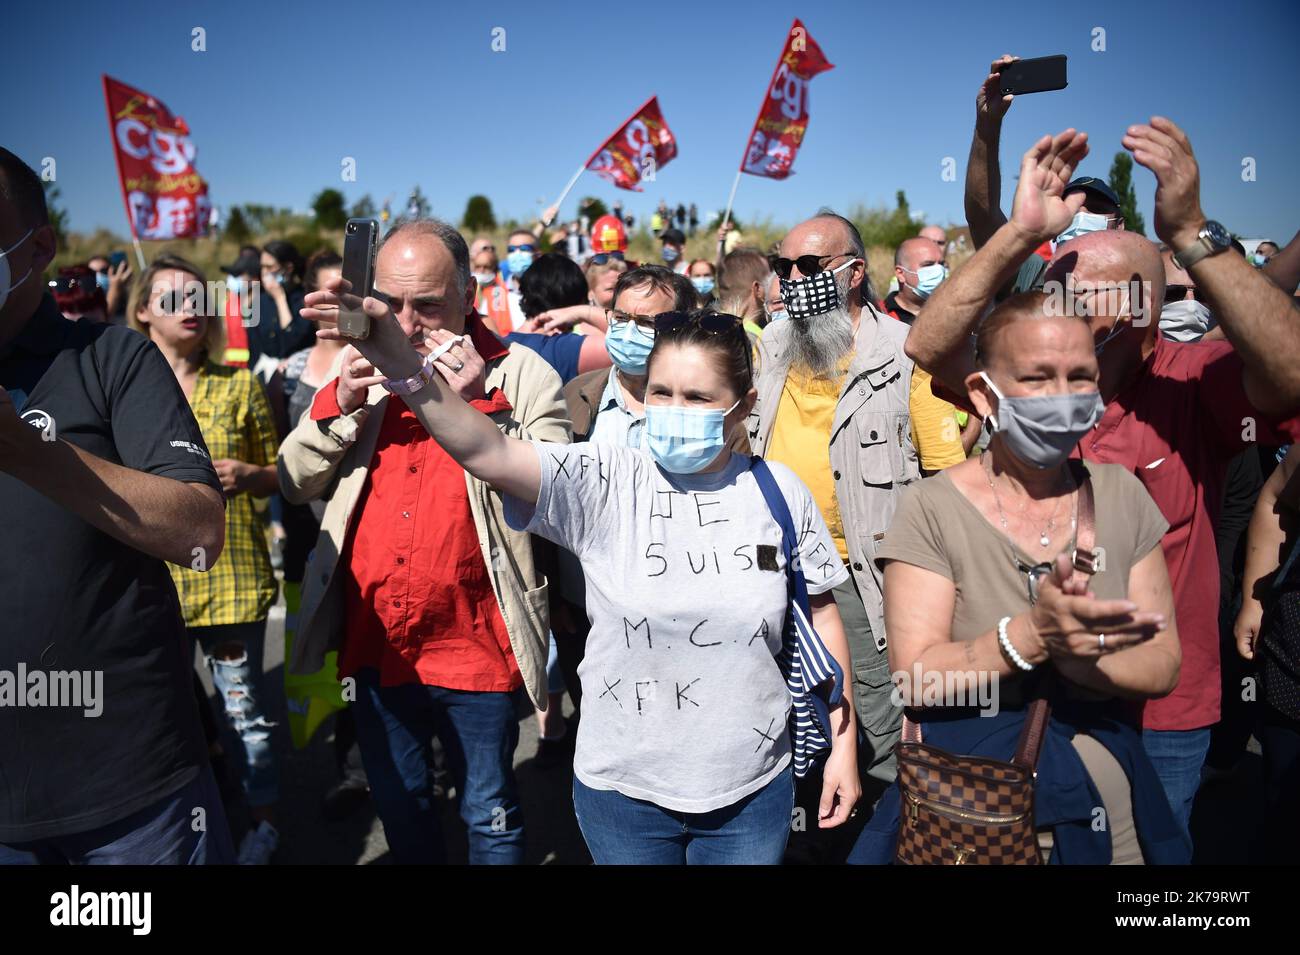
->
[191,621,279,808]
[0,766,235,865]
[1142,727,1211,836]
[350,668,524,865]
[572,765,794,864]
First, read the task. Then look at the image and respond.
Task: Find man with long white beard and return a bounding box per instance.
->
[748,211,960,805]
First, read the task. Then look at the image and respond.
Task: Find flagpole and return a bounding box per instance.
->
[716,170,742,269]
[130,236,147,270]
[543,162,587,229]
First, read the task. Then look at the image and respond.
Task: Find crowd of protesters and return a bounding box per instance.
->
[2,55,1299,866]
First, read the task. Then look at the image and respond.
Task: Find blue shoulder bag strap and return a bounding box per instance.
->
[750,456,845,774]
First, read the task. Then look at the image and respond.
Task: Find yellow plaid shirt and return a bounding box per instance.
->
[169,362,279,626]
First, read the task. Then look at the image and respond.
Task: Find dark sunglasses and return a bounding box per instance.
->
[589,251,625,265]
[772,252,855,280]
[1016,559,1054,606]
[507,243,537,253]
[1163,284,1206,304]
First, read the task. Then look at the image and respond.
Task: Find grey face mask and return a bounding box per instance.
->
[980,372,1104,469]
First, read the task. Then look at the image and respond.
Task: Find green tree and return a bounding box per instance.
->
[311,188,348,230]
[225,206,252,246]
[461,195,497,232]
[1108,152,1146,236]
[42,181,69,246]
[350,194,376,219]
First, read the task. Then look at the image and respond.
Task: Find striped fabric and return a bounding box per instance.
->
[751,457,845,778]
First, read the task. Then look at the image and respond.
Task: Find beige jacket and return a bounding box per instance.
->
[278,343,572,708]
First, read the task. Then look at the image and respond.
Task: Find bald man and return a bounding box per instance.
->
[280,217,571,864]
[907,120,1300,839]
[919,225,948,248]
[748,211,963,795]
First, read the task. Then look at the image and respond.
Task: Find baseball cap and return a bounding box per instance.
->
[661,227,686,246]
[1065,176,1121,210]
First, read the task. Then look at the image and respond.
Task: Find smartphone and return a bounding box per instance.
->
[109,250,126,269]
[339,217,379,339]
[999,55,1068,96]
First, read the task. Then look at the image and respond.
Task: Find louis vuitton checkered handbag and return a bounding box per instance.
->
[893,465,1098,865]
[894,699,1050,865]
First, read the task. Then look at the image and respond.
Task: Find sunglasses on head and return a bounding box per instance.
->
[1164,284,1206,304]
[771,252,856,280]
[653,311,752,376]
[589,251,625,265]
[507,243,537,253]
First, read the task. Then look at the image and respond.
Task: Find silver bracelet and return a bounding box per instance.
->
[998,616,1035,672]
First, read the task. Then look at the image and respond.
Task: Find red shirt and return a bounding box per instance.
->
[1077,337,1299,731]
[312,318,523,691]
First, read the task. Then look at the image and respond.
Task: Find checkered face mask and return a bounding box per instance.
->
[779,259,855,320]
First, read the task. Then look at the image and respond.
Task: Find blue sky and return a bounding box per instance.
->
[4,0,1298,241]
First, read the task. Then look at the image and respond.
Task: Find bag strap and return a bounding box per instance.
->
[902,466,1099,759]
[749,456,808,616]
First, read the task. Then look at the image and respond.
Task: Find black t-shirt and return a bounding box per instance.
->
[0,296,221,842]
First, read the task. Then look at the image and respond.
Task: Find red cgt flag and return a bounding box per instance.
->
[585,96,678,192]
[739,19,834,180]
[102,75,211,240]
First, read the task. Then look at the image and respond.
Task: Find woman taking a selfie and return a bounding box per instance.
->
[303,267,860,865]
[854,291,1189,865]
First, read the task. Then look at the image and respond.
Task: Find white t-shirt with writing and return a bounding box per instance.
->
[506,442,848,812]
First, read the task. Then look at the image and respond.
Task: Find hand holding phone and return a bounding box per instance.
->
[339,218,379,339]
[999,55,1068,96]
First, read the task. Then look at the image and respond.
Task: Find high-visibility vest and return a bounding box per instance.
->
[223,288,251,366]
[476,276,513,336]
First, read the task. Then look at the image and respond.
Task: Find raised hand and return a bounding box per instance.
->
[1008,129,1091,244]
[307,275,422,384]
[1121,116,1204,249]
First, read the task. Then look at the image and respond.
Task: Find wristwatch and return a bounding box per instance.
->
[381,354,436,395]
[1171,220,1231,269]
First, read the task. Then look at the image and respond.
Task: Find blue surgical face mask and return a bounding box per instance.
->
[1250,252,1268,267]
[765,307,789,324]
[604,317,655,375]
[691,276,715,296]
[95,271,111,292]
[662,245,681,264]
[899,262,948,299]
[645,398,742,474]
[980,371,1103,469]
[1054,210,1112,248]
[506,250,534,277]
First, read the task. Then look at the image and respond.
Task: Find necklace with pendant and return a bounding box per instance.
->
[982,452,1073,548]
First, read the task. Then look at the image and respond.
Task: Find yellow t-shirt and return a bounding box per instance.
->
[909,366,966,471]
[768,363,850,561]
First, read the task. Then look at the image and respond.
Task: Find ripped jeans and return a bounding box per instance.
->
[189,620,280,808]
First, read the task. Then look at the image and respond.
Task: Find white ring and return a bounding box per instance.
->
[1098,633,1107,651]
